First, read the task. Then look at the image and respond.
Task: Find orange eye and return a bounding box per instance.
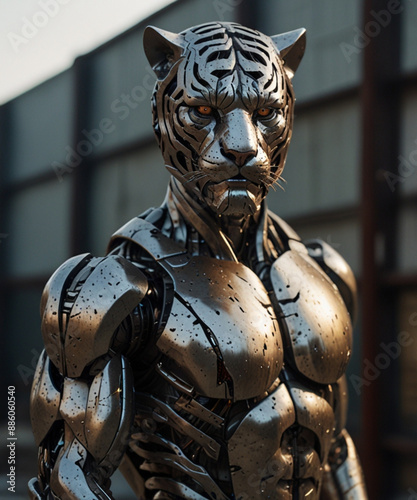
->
[197,105,213,116]
[257,107,272,117]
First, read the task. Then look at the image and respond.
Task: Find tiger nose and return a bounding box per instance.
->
[220,110,258,167]
[221,145,257,167]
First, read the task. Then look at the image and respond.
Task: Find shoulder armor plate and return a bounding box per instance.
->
[107,216,187,261]
[304,239,357,321]
[41,253,148,377]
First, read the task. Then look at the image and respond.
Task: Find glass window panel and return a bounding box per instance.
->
[88,30,151,152]
[398,291,417,434]
[399,456,417,498]
[398,90,417,196]
[4,287,44,391]
[269,99,361,218]
[258,0,362,102]
[397,205,417,273]
[5,178,72,278]
[7,70,74,183]
[402,0,417,72]
[88,144,170,255]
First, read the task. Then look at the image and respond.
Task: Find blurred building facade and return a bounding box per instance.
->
[0,0,416,498]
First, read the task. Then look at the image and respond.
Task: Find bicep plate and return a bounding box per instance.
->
[41,253,148,377]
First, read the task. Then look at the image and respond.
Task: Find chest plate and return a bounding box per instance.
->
[158,256,283,401]
[110,217,352,395]
[270,246,353,384]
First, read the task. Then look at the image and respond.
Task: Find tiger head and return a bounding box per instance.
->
[144,22,306,218]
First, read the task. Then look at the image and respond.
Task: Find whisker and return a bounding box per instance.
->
[275,177,286,192]
[183,171,208,185]
[264,171,286,192]
[264,174,278,189]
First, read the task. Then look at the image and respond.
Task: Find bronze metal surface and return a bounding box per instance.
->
[29,19,367,499]
[270,249,353,384]
[228,382,296,498]
[158,255,282,400]
[42,253,148,378]
[144,22,305,219]
[30,350,62,446]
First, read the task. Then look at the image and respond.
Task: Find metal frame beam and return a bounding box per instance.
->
[360,0,402,497]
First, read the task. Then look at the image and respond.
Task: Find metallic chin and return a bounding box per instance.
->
[204,180,267,216]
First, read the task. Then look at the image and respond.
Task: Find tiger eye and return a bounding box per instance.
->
[197,105,213,116]
[257,107,272,117]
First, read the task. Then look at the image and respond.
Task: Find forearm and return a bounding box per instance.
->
[321,429,368,499]
[29,436,116,500]
[29,354,133,500]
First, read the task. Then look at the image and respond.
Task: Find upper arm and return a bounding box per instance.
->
[30,253,149,498]
[41,252,149,378]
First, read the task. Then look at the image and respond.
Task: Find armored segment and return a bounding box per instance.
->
[29,20,367,500]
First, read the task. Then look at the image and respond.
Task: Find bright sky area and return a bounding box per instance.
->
[0,0,175,104]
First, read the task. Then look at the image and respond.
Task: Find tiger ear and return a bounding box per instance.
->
[144,26,186,80]
[271,28,306,79]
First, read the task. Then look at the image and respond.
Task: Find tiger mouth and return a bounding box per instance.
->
[202,178,266,194]
[203,179,266,216]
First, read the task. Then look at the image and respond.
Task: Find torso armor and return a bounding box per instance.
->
[29,196,365,499]
[28,20,367,500]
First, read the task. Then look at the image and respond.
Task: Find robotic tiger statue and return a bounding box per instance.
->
[28,22,368,500]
